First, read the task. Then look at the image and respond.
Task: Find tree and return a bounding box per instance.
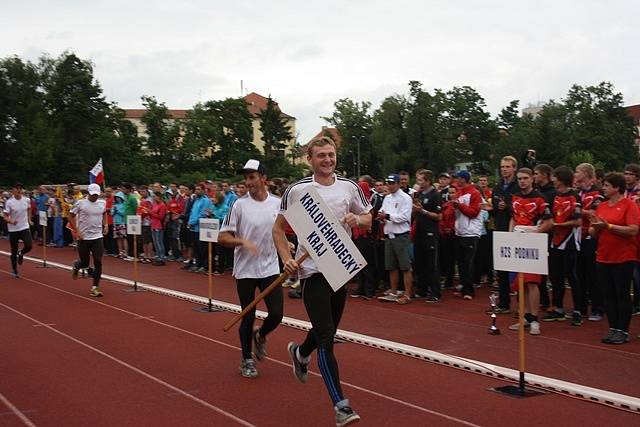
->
[257,96,293,176]
[323,98,377,178]
[140,95,182,175]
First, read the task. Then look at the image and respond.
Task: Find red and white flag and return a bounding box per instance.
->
[89,158,104,185]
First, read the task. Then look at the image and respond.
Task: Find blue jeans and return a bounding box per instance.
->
[151,229,165,261]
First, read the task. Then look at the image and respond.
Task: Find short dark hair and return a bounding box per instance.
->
[595,168,605,181]
[517,168,533,176]
[122,182,133,190]
[604,172,625,194]
[398,170,410,176]
[624,163,640,177]
[13,182,24,189]
[533,163,553,178]
[552,166,574,187]
[416,169,434,183]
[188,184,195,191]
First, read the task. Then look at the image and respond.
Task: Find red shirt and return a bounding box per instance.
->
[595,198,639,263]
[511,190,550,227]
[105,196,114,225]
[579,186,604,237]
[149,201,167,230]
[551,190,581,249]
[167,197,184,221]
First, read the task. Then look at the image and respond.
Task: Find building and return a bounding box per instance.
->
[626,104,640,156]
[122,92,297,157]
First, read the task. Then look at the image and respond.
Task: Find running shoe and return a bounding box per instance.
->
[608,330,629,345]
[253,329,267,361]
[239,358,258,378]
[71,262,79,280]
[529,321,541,335]
[287,342,308,384]
[425,296,440,303]
[509,321,530,330]
[542,311,566,322]
[588,312,603,321]
[463,294,473,300]
[17,250,24,265]
[601,328,616,343]
[11,270,19,279]
[570,311,583,326]
[335,406,360,427]
[90,287,103,297]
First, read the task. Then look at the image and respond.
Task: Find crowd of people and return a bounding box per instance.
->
[4,139,640,426]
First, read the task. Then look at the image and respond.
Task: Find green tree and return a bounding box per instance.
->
[257,96,294,176]
[140,95,182,175]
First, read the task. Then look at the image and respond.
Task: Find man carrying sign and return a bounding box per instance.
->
[219,160,283,379]
[273,136,371,427]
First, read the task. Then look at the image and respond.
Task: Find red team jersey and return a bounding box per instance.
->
[595,198,640,263]
[511,190,551,227]
[551,190,582,250]
[579,186,604,238]
[510,190,550,286]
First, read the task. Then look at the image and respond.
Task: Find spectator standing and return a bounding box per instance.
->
[121,183,139,258]
[412,169,442,302]
[103,186,118,256]
[590,173,639,344]
[623,163,640,315]
[452,171,482,300]
[492,156,519,312]
[166,189,184,261]
[137,186,154,263]
[534,163,557,310]
[111,192,128,259]
[188,184,214,273]
[543,166,583,326]
[150,191,168,266]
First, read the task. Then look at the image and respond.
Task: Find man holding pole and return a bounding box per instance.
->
[273,136,371,427]
[219,159,283,379]
[70,184,108,297]
[3,183,33,278]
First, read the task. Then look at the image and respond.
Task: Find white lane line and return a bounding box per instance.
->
[32,323,55,327]
[0,302,255,427]
[4,270,483,426]
[0,392,37,427]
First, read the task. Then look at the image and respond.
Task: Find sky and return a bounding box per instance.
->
[2,0,639,143]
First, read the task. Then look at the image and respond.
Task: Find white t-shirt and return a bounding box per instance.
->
[3,196,30,232]
[220,193,281,279]
[381,189,412,235]
[280,174,372,279]
[70,198,106,241]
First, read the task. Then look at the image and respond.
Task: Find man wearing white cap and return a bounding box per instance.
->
[219,159,283,378]
[69,183,108,297]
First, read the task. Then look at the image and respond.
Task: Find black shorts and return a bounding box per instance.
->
[141,225,152,244]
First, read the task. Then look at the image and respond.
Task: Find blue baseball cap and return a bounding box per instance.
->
[385,174,400,183]
[455,170,471,182]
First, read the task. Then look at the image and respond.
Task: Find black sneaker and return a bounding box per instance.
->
[542,311,566,322]
[570,311,582,326]
[632,306,640,316]
[253,329,267,361]
[287,342,308,383]
[601,328,616,343]
[609,330,628,345]
[335,406,360,427]
[17,250,24,265]
[425,296,440,303]
[71,262,79,280]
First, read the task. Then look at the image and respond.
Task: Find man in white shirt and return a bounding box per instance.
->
[219,160,283,379]
[2,183,32,278]
[377,174,414,304]
[69,184,108,297]
[274,136,371,427]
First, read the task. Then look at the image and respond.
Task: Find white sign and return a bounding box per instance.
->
[199,218,219,242]
[126,215,141,235]
[493,231,548,275]
[284,187,367,291]
[39,211,47,227]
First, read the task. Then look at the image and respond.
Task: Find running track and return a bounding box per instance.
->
[1,242,639,426]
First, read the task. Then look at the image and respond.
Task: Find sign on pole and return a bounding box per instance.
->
[199,218,220,242]
[493,231,548,275]
[38,211,47,227]
[126,215,141,235]
[284,187,367,291]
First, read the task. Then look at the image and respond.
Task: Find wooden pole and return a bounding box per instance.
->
[223,253,309,332]
[518,272,526,394]
[133,234,138,291]
[207,241,213,311]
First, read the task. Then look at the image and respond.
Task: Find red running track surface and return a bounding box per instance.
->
[1,242,639,426]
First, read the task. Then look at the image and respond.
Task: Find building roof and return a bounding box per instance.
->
[626,104,640,124]
[243,92,295,120]
[123,109,189,119]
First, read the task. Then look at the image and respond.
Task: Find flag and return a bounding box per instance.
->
[89,158,104,185]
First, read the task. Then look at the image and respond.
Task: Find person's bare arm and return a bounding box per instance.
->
[273,214,298,274]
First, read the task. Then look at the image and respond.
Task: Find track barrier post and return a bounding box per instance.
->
[124,215,144,293]
[38,211,50,268]
[194,219,220,313]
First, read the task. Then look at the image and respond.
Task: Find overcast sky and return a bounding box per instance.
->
[2,0,639,142]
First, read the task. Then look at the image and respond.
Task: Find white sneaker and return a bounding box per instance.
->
[509,321,530,330]
[529,321,541,335]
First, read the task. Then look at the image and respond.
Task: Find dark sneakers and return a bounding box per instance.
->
[253,329,267,361]
[570,311,583,326]
[335,406,360,427]
[542,311,566,322]
[17,250,24,265]
[287,342,308,383]
[72,262,79,280]
[602,329,630,344]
